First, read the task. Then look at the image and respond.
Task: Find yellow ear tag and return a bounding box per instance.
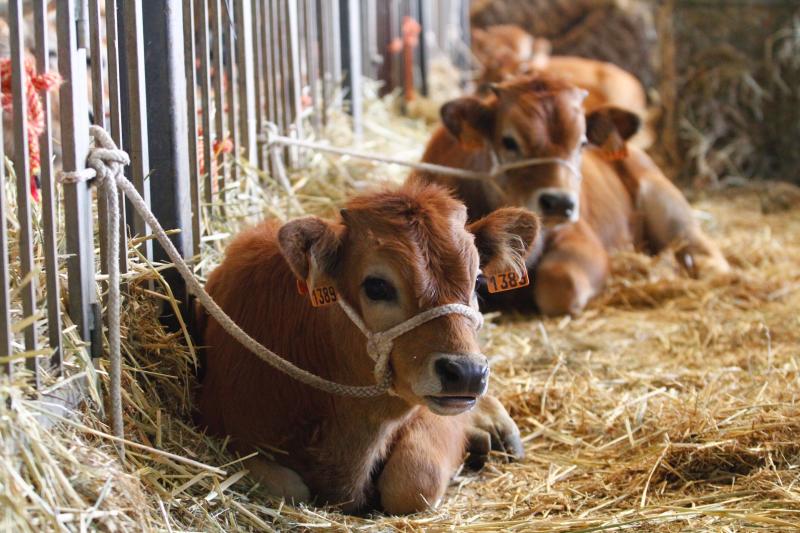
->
[486,270,530,294]
[309,285,338,307]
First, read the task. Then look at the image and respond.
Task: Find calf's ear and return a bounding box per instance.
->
[585,106,641,160]
[468,208,540,277]
[440,96,495,149]
[278,216,342,283]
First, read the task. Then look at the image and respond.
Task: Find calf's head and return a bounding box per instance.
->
[441,76,640,227]
[278,183,539,415]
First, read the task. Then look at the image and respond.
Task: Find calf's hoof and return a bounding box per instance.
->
[245,458,311,503]
[465,395,524,470]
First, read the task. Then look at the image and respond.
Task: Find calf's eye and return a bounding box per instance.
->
[501,136,520,152]
[362,276,397,302]
[475,273,486,293]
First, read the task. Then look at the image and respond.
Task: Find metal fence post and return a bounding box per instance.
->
[235,0,257,161]
[117,0,153,261]
[57,0,100,358]
[339,0,362,138]
[142,0,194,324]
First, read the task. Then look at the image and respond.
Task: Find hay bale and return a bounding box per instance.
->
[661,3,800,186]
[470,0,658,88]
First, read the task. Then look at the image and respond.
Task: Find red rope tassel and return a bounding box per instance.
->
[0,57,62,202]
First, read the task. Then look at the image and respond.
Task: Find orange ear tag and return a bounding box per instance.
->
[296,279,309,295]
[309,285,338,307]
[486,270,530,294]
[599,131,628,161]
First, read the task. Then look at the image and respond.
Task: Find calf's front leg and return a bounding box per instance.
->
[534,221,609,316]
[377,411,466,514]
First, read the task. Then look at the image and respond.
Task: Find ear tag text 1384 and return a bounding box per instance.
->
[486,270,530,293]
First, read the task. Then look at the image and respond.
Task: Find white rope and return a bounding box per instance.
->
[56,126,486,452]
[262,122,581,182]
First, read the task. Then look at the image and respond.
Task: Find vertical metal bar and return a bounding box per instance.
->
[0,105,12,374]
[417,0,428,97]
[197,0,214,210]
[262,0,276,129]
[277,0,290,139]
[77,0,91,50]
[235,0,257,161]
[105,0,124,145]
[271,0,285,137]
[339,0,362,138]
[303,0,321,133]
[10,0,39,377]
[88,0,107,130]
[34,0,63,374]
[225,1,240,187]
[58,0,99,356]
[118,0,152,260]
[286,0,303,160]
[316,0,330,122]
[92,0,111,302]
[330,0,341,88]
[210,0,226,200]
[143,0,194,328]
[106,0,128,276]
[373,0,392,96]
[253,0,268,169]
[184,0,201,254]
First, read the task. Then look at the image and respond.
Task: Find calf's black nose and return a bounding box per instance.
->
[435,357,489,395]
[539,193,576,217]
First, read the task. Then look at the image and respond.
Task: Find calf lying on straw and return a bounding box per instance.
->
[196,182,539,513]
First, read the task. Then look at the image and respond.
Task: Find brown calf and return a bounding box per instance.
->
[472,25,652,148]
[197,182,539,513]
[411,75,729,316]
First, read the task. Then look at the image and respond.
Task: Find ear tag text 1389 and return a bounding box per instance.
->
[297,280,338,307]
[486,270,530,294]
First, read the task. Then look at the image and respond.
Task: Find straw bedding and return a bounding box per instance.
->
[2,87,800,531]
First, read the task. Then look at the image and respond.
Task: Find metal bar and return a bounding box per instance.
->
[417,0,428,97]
[224,1,240,185]
[339,0,362,138]
[303,0,321,133]
[105,0,128,275]
[10,0,39,376]
[270,0,285,136]
[210,0,226,201]
[184,0,201,254]
[92,0,111,303]
[316,0,330,123]
[142,0,194,331]
[58,0,98,356]
[286,0,303,161]
[88,0,106,130]
[34,0,63,374]
[0,101,12,374]
[197,0,214,211]
[77,0,91,49]
[277,0,291,139]
[253,0,268,169]
[374,0,393,95]
[118,0,152,260]
[263,0,276,128]
[235,0,257,161]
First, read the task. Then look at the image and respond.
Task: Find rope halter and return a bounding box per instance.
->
[336,298,484,392]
